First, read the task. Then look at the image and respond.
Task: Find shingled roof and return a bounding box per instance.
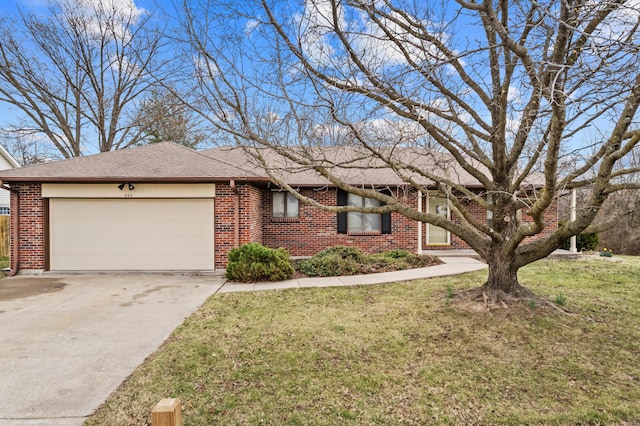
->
[0,142,265,183]
[202,145,488,188]
[0,141,544,188]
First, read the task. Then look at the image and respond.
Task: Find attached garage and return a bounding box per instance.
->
[45,183,216,271]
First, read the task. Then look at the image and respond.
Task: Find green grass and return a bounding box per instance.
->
[86,257,640,425]
[0,256,9,276]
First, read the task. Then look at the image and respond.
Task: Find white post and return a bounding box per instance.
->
[417,192,423,254]
[570,188,577,253]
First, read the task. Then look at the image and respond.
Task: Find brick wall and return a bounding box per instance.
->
[214,182,264,268]
[214,183,235,268]
[262,187,422,256]
[11,183,45,271]
[523,200,559,242]
[241,184,263,243]
[8,181,559,271]
[261,187,560,258]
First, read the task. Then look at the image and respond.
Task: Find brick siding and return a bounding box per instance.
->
[262,187,422,255]
[214,182,264,269]
[9,182,559,271]
[11,183,46,271]
[262,187,559,258]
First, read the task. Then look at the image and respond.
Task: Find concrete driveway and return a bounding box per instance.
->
[0,273,225,426]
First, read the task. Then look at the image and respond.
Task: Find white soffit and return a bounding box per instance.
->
[42,183,216,198]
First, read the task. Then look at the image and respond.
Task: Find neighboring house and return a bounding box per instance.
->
[0,144,20,215]
[0,142,558,274]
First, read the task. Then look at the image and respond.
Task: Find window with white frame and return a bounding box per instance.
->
[347,193,381,233]
[0,206,9,216]
[272,191,299,219]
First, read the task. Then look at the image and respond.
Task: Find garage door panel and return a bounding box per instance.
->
[50,199,214,271]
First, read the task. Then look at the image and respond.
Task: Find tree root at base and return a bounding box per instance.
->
[453,284,572,314]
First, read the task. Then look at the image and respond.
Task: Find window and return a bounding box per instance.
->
[337,189,391,234]
[347,194,381,233]
[272,191,299,219]
[0,206,9,216]
[427,195,449,245]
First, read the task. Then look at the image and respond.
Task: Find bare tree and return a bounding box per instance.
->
[173,0,640,305]
[133,87,207,149]
[598,190,640,255]
[1,127,52,165]
[0,0,166,157]
[583,145,640,254]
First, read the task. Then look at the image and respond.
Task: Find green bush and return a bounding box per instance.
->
[225,243,294,282]
[559,231,600,251]
[296,246,440,277]
[380,249,411,259]
[316,246,365,261]
[296,247,362,277]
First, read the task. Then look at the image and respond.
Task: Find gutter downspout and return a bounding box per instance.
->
[230,180,240,248]
[1,182,19,276]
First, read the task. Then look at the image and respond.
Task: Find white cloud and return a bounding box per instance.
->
[295,0,340,67]
[58,0,146,42]
[296,1,448,74]
[310,118,428,147]
[76,0,145,20]
[244,19,259,36]
[507,86,521,102]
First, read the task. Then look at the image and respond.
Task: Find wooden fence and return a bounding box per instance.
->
[0,215,9,258]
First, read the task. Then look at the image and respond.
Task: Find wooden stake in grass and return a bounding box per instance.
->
[152,398,182,426]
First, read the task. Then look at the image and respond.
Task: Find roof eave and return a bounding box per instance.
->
[0,176,271,184]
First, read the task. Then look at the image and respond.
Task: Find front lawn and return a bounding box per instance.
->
[86,257,640,425]
[0,256,9,277]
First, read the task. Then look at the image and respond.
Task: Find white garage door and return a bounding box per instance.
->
[49,198,214,271]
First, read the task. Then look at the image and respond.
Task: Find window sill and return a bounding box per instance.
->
[347,231,382,236]
[271,217,300,223]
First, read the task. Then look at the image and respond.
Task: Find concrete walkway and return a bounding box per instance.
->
[0,274,225,426]
[219,256,488,293]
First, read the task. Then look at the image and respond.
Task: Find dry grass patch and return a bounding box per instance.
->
[87,257,640,425]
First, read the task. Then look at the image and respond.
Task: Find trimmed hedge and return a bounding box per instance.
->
[225,243,294,282]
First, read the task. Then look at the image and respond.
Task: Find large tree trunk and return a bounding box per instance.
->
[459,247,537,306]
[483,255,536,300]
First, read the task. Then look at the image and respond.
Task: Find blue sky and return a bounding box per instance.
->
[0,0,631,161]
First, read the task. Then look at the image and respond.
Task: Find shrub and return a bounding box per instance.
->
[225,243,294,282]
[406,253,440,267]
[296,247,362,277]
[296,246,441,277]
[600,248,613,257]
[381,249,411,259]
[316,246,365,261]
[559,231,600,251]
